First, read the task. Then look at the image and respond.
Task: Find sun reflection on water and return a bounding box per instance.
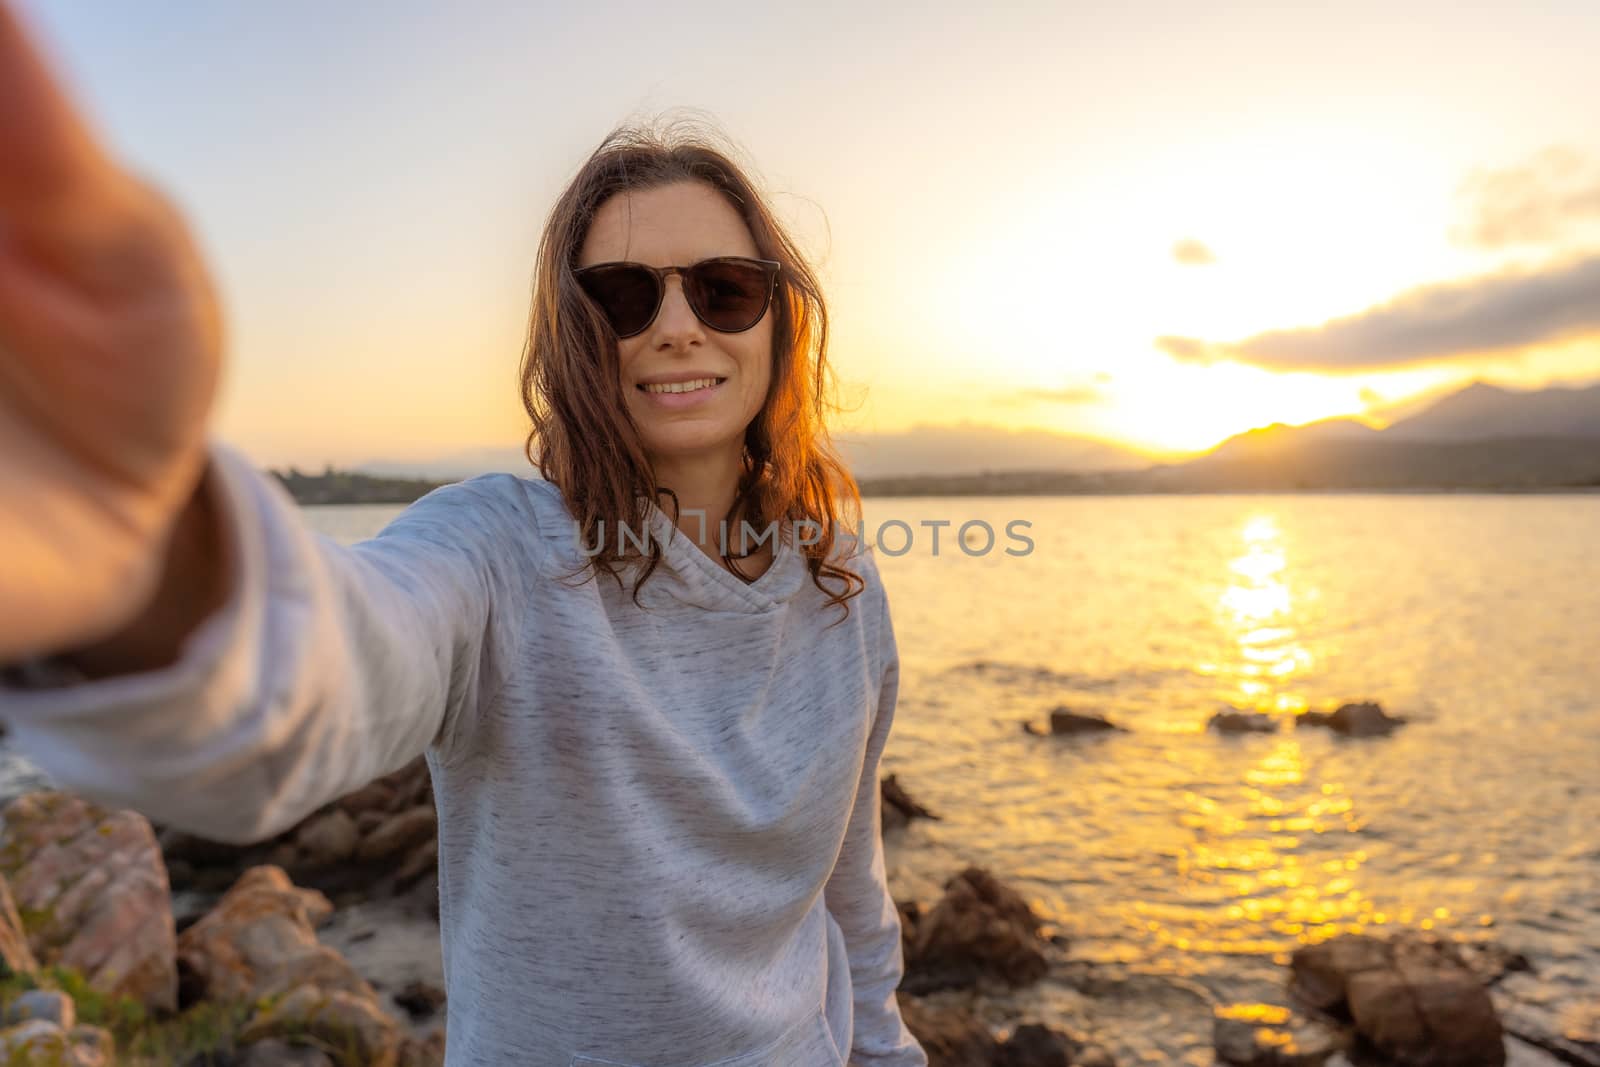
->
[1151,514,1378,959]
[862,496,1596,1063]
[1214,514,1317,708]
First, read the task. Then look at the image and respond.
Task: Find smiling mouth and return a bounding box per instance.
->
[638,377,727,395]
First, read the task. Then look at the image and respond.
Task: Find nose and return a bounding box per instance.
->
[650,276,704,347]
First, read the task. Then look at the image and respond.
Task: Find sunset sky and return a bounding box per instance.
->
[20,1,1600,465]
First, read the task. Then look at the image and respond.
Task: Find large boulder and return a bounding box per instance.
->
[0,791,177,1012]
[180,865,404,1065]
[902,867,1050,995]
[1290,934,1392,1012]
[177,865,365,1004]
[1347,964,1502,1067]
[1290,932,1504,1066]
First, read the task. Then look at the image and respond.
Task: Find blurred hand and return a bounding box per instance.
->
[0,3,222,662]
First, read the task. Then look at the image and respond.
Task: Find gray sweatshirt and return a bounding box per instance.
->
[0,445,927,1067]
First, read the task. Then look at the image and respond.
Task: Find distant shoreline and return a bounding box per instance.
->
[274,468,1600,507]
[271,469,449,506]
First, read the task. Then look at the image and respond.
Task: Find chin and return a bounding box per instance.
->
[640,424,746,461]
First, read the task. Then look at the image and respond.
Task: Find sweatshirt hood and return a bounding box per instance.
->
[526,478,811,615]
[634,495,809,614]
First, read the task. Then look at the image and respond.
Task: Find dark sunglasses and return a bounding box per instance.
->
[574,256,781,338]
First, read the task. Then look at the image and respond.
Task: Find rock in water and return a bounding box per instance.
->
[882,774,940,832]
[902,866,1050,994]
[1047,707,1123,735]
[1210,711,1279,734]
[1290,932,1505,1066]
[1290,934,1392,1011]
[1298,701,1404,737]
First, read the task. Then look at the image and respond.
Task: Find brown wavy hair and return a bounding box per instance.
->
[518,121,866,619]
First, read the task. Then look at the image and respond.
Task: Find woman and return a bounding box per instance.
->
[0,6,926,1066]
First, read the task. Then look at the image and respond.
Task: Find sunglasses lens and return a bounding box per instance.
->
[687,259,774,332]
[576,265,659,337]
[576,259,777,336]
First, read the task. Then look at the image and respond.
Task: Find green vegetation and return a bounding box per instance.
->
[270,466,447,506]
[0,965,270,1065]
[268,447,1600,506]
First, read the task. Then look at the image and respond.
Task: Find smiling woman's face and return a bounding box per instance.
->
[578,181,774,468]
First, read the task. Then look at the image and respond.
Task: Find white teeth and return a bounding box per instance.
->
[643,377,720,394]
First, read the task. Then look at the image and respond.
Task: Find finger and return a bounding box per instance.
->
[0,238,102,418]
[0,2,108,207]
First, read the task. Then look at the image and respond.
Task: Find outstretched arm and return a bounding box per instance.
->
[0,3,538,842]
[2,448,544,843]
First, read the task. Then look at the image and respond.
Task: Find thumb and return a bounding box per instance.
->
[0,2,111,209]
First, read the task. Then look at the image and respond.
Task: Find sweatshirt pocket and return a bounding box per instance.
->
[569,1003,844,1067]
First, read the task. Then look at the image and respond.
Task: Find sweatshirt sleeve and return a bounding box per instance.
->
[822,556,927,1067]
[0,442,539,844]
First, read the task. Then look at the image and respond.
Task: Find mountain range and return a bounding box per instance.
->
[1160,381,1600,492]
[356,380,1600,494]
[359,423,1152,481]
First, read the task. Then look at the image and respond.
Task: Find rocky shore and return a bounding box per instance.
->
[0,713,1592,1066]
[0,786,444,1067]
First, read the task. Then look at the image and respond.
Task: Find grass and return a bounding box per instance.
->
[0,965,272,1066]
[0,965,380,1066]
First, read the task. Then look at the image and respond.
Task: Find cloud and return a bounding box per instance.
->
[1172,238,1217,265]
[1013,373,1112,406]
[1020,385,1107,405]
[1452,145,1600,249]
[1154,335,1217,363]
[1158,252,1600,373]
